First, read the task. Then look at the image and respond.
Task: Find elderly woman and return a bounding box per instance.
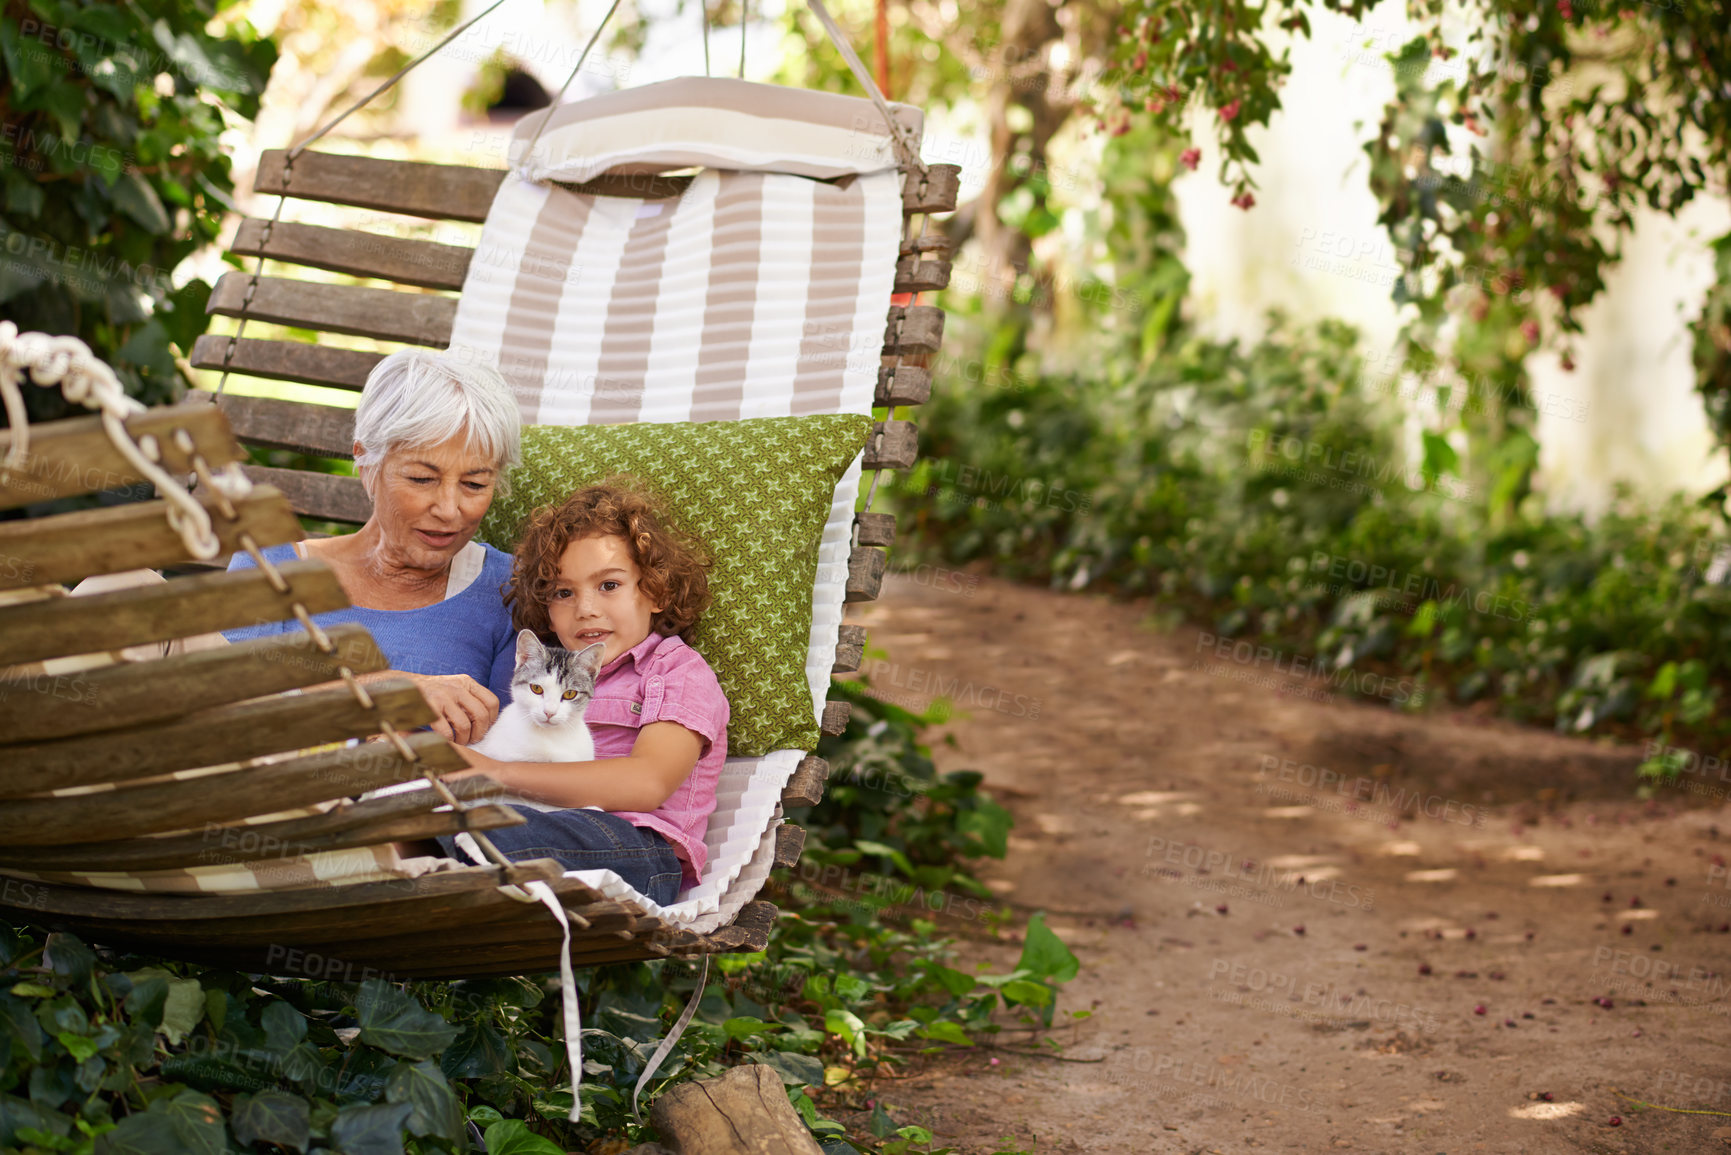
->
[225,349,521,745]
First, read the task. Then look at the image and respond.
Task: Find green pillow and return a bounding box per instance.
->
[476,413,872,757]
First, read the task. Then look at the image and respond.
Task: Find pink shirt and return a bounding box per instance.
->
[592,631,730,890]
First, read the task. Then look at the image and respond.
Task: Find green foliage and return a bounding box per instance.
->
[0,695,1080,1153]
[0,0,275,414]
[892,310,1731,761]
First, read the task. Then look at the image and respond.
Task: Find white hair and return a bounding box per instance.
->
[353,349,522,492]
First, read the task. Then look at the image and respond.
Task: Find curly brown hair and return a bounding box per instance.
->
[505,477,713,643]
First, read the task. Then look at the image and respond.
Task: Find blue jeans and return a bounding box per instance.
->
[438,807,685,907]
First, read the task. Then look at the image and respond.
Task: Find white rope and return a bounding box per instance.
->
[702,0,712,77]
[632,955,709,1124]
[805,0,925,175]
[0,323,243,559]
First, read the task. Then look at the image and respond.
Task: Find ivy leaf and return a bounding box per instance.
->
[750,1050,825,1087]
[1000,980,1054,1008]
[824,1009,868,1059]
[159,979,204,1046]
[260,1001,307,1055]
[355,979,458,1060]
[110,171,171,235]
[1016,912,1079,984]
[230,1090,310,1154]
[915,1021,972,1047]
[43,935,95,987]
[481,1119,565,1155]
[98,1091,225,1155]
[328,1101,413,1155]
[957,800,1012,858]
[385,1061,463,1145]
[0,993,45,1059]
[0,17,57,97]
[55,1031,99,1063]
[3,168,45,218]
[440,1021,511,1079]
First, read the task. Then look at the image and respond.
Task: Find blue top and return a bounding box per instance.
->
[224,542,518,702]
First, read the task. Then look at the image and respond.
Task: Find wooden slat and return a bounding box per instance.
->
[0,859,564,925]
[0,558,345,668]
[244,466,371,524]
[0,678,436,798]
[208,273,457,346]
[0,731,469,846]
[820,699,851,735]
[189,336,382,391]
[231,218,472,290]
[0,403,242,511]
[781,756,829,807]
[903,164,962,214]
[900,234,953,257]
[0,487,302,590]
[854,511,896,547]
[703,899,778,953]
[832,624,866,673]
[845,545,886,603]
[862,420,919,470]
[219,395,356,459]
[0,777,522,872]
[772,823,806,869]
[255,149,506,222]
[0,623,386,743]
[894,253,951,293]
[884,305,945,355]
[875,364,932,407]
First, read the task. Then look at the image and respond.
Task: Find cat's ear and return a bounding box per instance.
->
[573,642,607,677]
[514,628,546,667]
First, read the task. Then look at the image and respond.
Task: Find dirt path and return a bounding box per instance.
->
[826,573,1731,1155]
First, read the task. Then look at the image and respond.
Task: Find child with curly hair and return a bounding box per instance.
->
[441,479,729,906]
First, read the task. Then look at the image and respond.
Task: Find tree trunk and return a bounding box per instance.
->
[648,1064,824,1155]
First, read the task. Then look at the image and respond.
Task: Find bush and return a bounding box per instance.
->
[891,311,1731,768]
[0,0,276,415]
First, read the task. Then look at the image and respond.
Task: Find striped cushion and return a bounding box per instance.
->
[509,76,922,183]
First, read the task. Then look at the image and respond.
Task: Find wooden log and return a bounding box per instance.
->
[0,487,302,590]
[219,395,356,459]
[875,364,932,407]
[0,403,242,511]
[0,678,436,798]
[772,824,805,870]
[831,624,865,673]
[862,420,918,470]
[255,149,506,222]
[0,783,523,872]
[0,558,345,668]
[853,511,897,547]
[701,900,778,953]
[883,305,945,355]
[819,699,851,735]
[208,273,457,347]
[230,218,473,290]
[780,756,829,808]
[189,335,383,391]
[0,727,466,846]
[894,253,951,293]
[649,1063,824,1155]
[903,163,962,215]
[0,623,386,743]
[243,466,371,524]
[844,545,886,603]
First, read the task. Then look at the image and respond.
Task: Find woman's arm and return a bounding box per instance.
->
[454,721,703,812]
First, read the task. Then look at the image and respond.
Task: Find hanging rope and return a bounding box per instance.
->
[738,0,748,79]
[0,324,249,559]
[805,0,925,176]
[517,0,626,177]
[702,0,712,77]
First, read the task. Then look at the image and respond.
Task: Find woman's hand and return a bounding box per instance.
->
[408,673,499,745]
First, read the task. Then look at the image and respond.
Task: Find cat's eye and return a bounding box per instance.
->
[529,684,544,695]
[561,690,577,701]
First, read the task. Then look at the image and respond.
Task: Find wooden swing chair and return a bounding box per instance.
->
[0,0,959,993]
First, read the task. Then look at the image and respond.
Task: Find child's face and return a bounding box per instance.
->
[546,533,665,669]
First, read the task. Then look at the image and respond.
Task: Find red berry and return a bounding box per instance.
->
[1219,99,1241,122]
[1216,904,1229,915]
[1608,1116,1621,1126]
[1622,925,1633,935]
[1293,925,1305,935]
[1180,147,1201,171]
[1418,964,1432,975]
[1473,1004,1487,1015]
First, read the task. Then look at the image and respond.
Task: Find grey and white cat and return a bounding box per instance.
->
[469,629,607,763]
